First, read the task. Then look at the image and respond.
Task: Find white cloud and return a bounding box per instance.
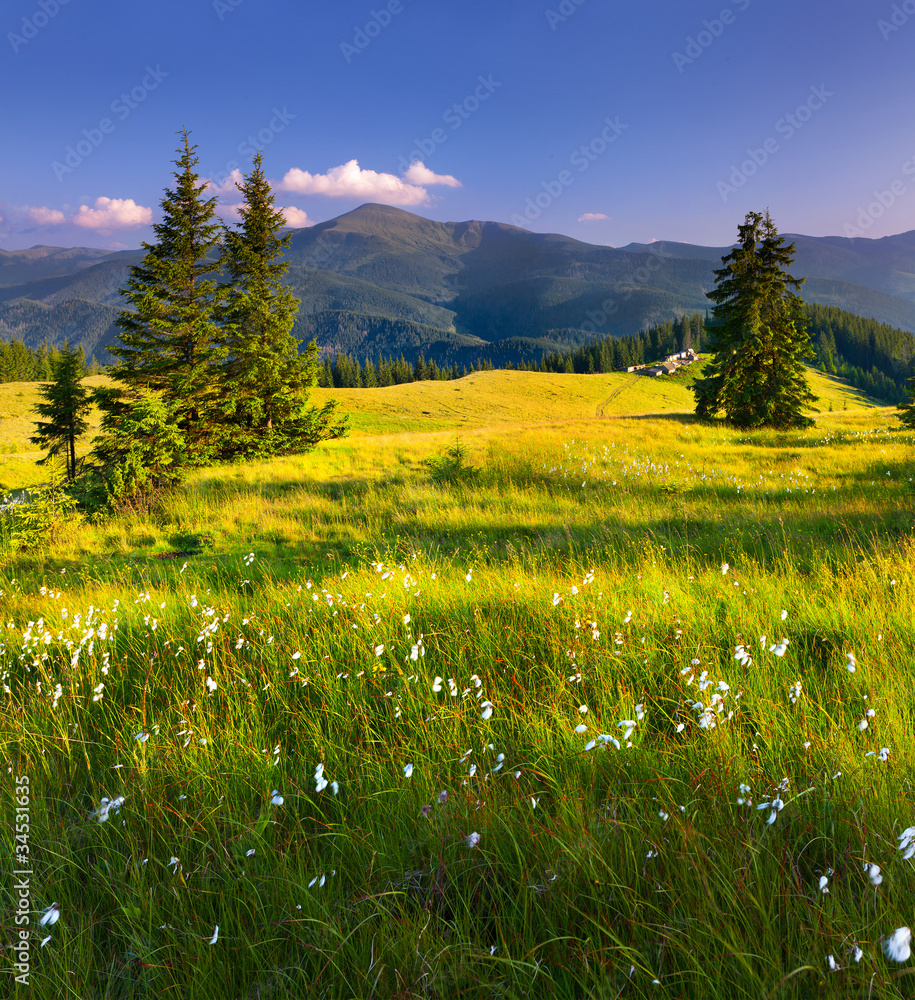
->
[203,169,245,199]
[28,206,67,226]
[73,197,152,231]
[281,160,426,204]
[214,202,243,223]
[281,206,312,228]
[578,212,609,222]
[280,158,460,206]
[402,161,462,188]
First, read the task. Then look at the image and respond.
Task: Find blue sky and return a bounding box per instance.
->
[1,0,913,251]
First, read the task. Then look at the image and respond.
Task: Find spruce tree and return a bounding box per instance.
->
[112,130,224,463]
[217,152,343,458]
[88,386,187,511]
[693,210,817,428]
[898,373,915,426]
[30,342,91,481]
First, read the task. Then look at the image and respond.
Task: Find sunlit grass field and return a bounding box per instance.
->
[0,366,878,490]
[2,370,914,998]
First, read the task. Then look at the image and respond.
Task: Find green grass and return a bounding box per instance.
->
[305,366,879,437]
[2,371,914,998]
[0,366,878,492]
[0,376,109,491]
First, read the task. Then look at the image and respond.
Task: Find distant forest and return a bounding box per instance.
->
[0,338,102,383]
[314,307,915,404]
[2,304,913,405]
[805,303,914,404]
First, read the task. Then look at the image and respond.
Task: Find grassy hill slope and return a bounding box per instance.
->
[309,366,882,435]
[0,367,884,489]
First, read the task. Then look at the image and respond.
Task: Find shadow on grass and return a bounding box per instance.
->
[2,451,912,588]
[6,502,908,594]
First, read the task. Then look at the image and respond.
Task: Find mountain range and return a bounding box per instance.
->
[3,203,915,366]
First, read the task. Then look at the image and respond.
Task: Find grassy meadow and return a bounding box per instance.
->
[2,368,915,998]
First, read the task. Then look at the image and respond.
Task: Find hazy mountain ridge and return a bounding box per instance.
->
[3,204,915,363]
[0,245,118,286]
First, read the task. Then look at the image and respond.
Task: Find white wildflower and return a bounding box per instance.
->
[885,926,912,962]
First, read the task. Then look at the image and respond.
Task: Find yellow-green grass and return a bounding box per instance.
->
[2,493,915,997]
[1,370,913,998]
[309,365,880,436]
[0,366,883,491]
[0,376,110,491]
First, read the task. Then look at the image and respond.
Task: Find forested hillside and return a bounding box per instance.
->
[807,303,915,403]
[4,206,915,366]
[6,303,913,409]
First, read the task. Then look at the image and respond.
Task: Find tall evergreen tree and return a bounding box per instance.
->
[899,373,915,426]
[693,210,817,428]
[217,152,344,457]
[112,130,224,463]
[30,342,91,481]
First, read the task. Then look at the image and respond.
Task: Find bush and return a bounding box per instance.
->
[0,485,82,551]
[424,437,477,484]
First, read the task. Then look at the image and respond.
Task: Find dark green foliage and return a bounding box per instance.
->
[29,342,91,480]
[536,314,705,374]
[694,211,817,428]
[216,152,345,459]
[0,298,122,365]
[1,337,43,381]
[83,386,186,512]
[806,303,915,404]
[423,437,477,483]
[0,484,80,549]
[111,130,225,464]
[310,316,709,387]
[85,140,347,510]
[0,336,113,381]
[315,350,468,388]
[899,372,915,426]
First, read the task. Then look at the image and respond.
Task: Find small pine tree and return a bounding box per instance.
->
[30,342,91,481]
[693,210,817,428]
[88,386,186,511]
